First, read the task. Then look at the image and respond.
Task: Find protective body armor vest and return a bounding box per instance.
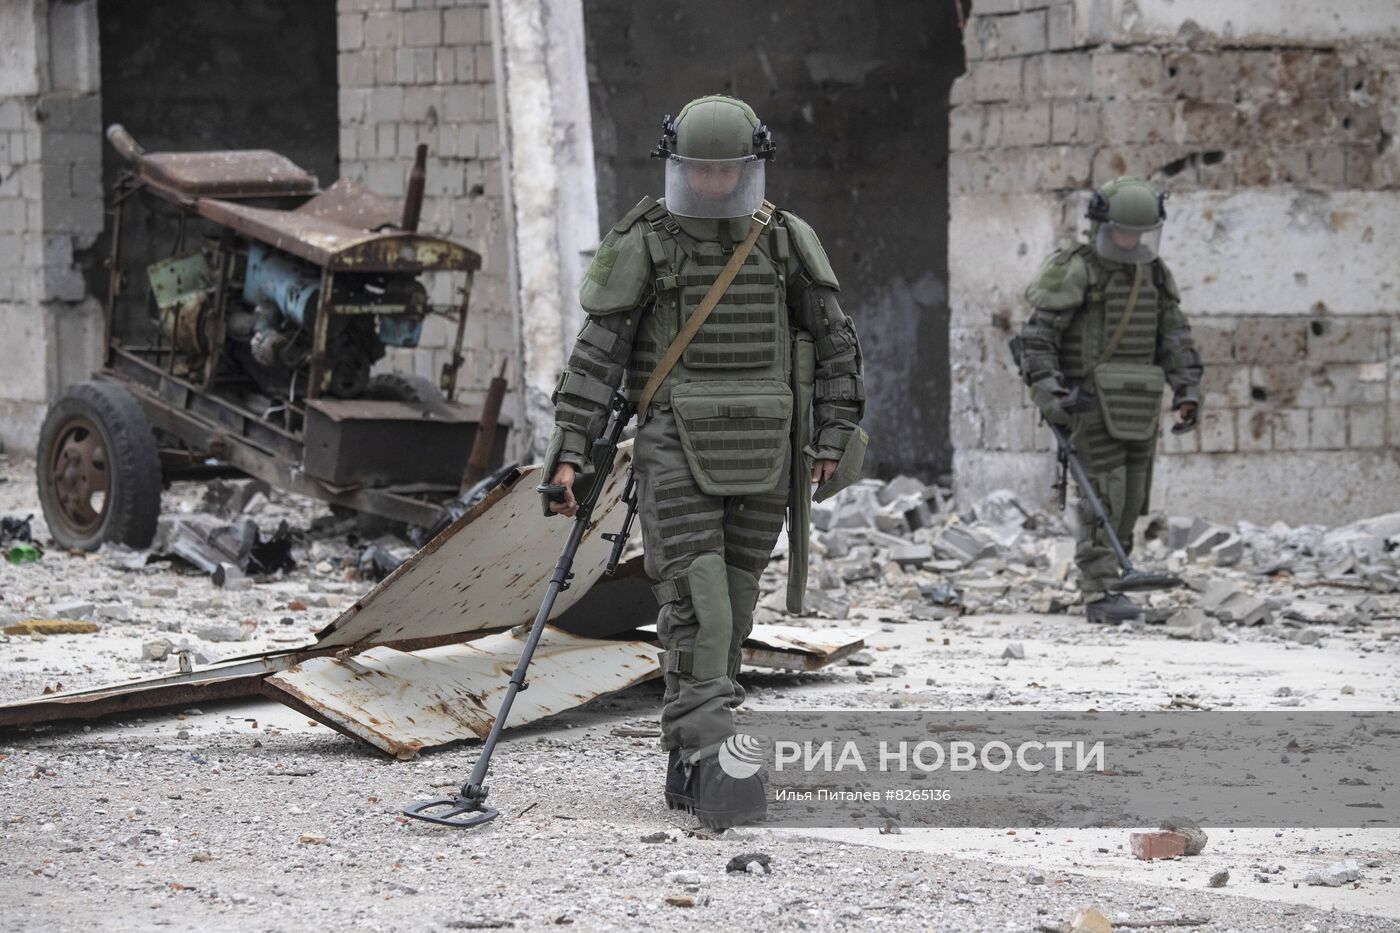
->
[627,202,796,495]
[1058,246,1164,381]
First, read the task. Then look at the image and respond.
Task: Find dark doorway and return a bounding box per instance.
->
[584,1,963,479]
[91,0,339,341]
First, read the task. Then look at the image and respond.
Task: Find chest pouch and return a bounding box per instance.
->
[669,379,793,496]
[1091,361,1166,441]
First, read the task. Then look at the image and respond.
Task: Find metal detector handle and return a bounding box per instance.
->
[1045,422,1133,573]
[454,393,634,800]
[537,482,568,504]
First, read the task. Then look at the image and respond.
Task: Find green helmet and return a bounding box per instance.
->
[1086,176,1168,264]
[652,95,775,219]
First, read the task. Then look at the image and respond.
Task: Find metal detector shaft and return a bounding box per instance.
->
[1045,421,1133,572]
[403,394,634,826]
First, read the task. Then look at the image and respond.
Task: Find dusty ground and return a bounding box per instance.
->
[1,452,1397,932]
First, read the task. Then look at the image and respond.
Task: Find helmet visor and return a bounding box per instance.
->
[1094,221,1163,264]
[664,155,765,219]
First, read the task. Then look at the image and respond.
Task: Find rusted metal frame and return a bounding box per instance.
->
[443,271,473,401]
[202,227,235,389]
[164,211,192,377]
[129,388,446,527]
[306,267,335,400]
[101,178,137,366]
[107,349,301,461]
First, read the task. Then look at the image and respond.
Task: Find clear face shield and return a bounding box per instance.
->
[664,154,766,219]
[1094,221,1164,264]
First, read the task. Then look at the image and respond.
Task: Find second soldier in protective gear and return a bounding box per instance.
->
[1017,176,1203,624]
[540,95,868,827]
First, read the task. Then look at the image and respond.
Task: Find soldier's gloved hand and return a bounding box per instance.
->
[1172,401,1199,434]
[546,464,579,517]
[811,459,838,484]
[1058,386,1098,416]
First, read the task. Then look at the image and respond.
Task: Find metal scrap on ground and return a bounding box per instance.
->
[0,443,864,756]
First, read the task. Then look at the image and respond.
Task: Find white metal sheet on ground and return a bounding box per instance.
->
[265,626,659,758]
[742,624,867,659]
[312,441,634,649]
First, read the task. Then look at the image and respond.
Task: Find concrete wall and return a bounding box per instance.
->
[0,0,104,452]
[98,0,339,342]
[336,0,519,436]
[950,0,1400,524]
[583,0,966,479]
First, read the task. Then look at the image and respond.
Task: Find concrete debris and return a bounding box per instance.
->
[1069,906,1113,933]
[1165,608,1215,641]
[1001,642,1025,659]
[1209,869,1230,888]
[142,638,172,661]
[1305,859,1362,887]
[1160,818,1208,855]
[725,853,772,874]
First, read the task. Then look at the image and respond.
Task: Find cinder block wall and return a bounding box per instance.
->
[949,0,1400,524]
[336,0,514,416]
[0,0,105,452]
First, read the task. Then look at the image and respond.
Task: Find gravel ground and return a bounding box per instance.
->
[1,452,1397,932]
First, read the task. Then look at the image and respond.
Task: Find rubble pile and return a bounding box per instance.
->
[749,476,1400,641]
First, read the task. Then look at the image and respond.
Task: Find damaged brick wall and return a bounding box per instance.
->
[336,0,514,421]
[949,0,1400,524]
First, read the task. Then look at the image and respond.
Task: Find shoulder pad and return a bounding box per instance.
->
[1154,259,1180,301]
[1024,247,1088,311]
[776,209,839,290]
[580,223,651,315]
[612,196,659,234]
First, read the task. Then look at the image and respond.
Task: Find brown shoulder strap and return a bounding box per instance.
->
[637,200,775,420]
[1097,262,1143,366]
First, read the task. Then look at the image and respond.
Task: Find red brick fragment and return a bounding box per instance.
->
[1130,830,1188,860]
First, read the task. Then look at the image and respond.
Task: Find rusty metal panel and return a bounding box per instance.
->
[312,441,635,649]
[0,653,301,728]
[302,399,475,487]
[265,627,659,758]
[295,178,401,231]
[195,198,481,273]
[138,149,318,200]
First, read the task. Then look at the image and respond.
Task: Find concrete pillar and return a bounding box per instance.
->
[0,0,105,452]
[489,0,599,457]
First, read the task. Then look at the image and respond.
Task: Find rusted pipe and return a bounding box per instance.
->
[401,144,427,232]
[105,124,145,163]
[463,359,508,489]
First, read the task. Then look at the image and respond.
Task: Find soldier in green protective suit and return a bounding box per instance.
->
[540,95,868,827]
[1017,177,1203,624]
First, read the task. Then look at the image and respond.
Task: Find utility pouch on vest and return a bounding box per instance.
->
[787,334,817,614]
[1091,362,1165,441]
[670,379,793,496]
[813,426,869,503]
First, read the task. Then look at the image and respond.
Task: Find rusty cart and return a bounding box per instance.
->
[36,125,507,550]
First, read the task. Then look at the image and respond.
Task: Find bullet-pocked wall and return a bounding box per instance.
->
[95,0,340,344]
[583,0,966,479]
[950,0,1400,524]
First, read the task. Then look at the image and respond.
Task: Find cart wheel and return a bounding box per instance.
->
[362,373,451,417]
[37,382,162,551]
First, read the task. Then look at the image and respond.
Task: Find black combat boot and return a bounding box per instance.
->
[689,757,767,830]
[664,749,693,812]
[1085,592,1144,624]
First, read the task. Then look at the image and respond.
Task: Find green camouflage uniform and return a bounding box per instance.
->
[543,97,865,764]
[1018,178,1203,601]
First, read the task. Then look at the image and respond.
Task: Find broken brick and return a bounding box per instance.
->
[1130,830,1188,860]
